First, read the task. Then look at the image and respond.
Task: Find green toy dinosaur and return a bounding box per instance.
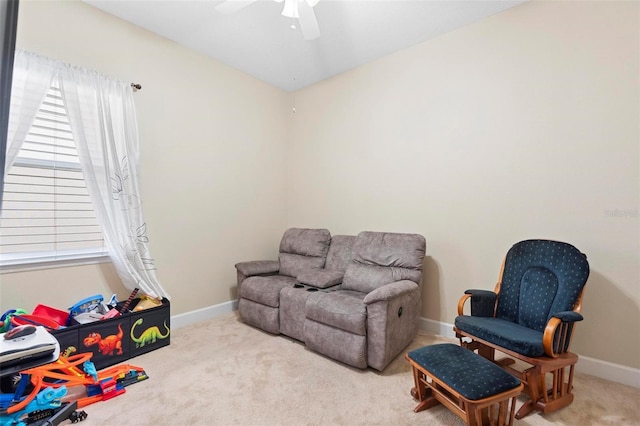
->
[130,318,170,348]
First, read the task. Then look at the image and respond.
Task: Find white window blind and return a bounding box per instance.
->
[0,83,107,267]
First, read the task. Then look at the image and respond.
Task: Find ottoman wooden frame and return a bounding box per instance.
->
[406,346,524,426]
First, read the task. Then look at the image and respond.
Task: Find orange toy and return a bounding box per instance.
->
[6,352,146,414]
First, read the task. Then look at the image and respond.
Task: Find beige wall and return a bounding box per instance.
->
[1,1,638,371]
[287,1,639,369]
[1,0,289,315]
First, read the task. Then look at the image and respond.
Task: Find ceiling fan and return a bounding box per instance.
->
[216,0,321,40]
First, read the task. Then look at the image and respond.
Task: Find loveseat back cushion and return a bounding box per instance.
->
[495,240,589,332]
[342,232,426,294]
[278,228,331,277]
[325,235,356,272]
[279,254,326,278]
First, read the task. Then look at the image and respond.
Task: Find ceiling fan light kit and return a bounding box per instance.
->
[279,0,319,18]
[216,0,321,40]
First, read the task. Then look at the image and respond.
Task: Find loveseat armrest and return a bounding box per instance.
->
[297,269,344,289]
[457,289,497,317]
[364,280,421,370]
[235,260,280,277]
[363,280,417,304]
[542,311,584,357]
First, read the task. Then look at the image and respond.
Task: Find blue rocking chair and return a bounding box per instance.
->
[454,239,590,419]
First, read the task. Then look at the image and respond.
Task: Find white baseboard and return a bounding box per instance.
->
[170,299,237,330]
[419,317,457,339]
[575,355,640,389]
[418,317,640,389]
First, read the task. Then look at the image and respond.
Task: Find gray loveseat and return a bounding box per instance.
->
[235,228,426,371]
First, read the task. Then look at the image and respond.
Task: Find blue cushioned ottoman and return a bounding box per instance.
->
[406,344,523,426]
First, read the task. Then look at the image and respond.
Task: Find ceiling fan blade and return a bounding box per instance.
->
[215,0,258,15]
[298,1,320,40]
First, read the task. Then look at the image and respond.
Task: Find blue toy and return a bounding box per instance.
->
[0,386,67,426]
[0,309,28,333]
[68,295,103,324]
[83,360,98,382]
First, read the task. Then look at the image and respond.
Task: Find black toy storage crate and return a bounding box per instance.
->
[128,298,171,358]
[52,298,170,370]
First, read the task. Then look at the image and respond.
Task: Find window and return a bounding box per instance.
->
[0,82,107,268]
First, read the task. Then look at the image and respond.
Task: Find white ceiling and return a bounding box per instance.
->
[83,0,526,92]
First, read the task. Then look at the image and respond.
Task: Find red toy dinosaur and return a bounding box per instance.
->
[83,323,124,356]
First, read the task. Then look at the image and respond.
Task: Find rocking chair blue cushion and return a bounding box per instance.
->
[454,239,589,358]
[454,316,545,357]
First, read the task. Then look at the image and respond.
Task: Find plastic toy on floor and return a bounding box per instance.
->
[1,399,87,426]
[1,351,148,423]
[1,386,67,426]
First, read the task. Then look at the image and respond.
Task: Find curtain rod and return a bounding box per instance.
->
[130,83,142,91]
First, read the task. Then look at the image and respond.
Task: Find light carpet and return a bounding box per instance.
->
[76,312,640,425]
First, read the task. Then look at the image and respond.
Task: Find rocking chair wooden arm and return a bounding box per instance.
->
[542,311,583,358]
[457,293,472,316]
[457,289,498,317]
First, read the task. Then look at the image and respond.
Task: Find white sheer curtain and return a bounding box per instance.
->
[59,63,169,299]
[7,50,169,299]
[5,50,56,169]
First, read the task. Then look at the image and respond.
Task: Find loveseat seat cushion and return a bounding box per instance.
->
[454,315,545,357]
[240,275,298,308]
[305,291,367,335]
[342,232,425,294]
